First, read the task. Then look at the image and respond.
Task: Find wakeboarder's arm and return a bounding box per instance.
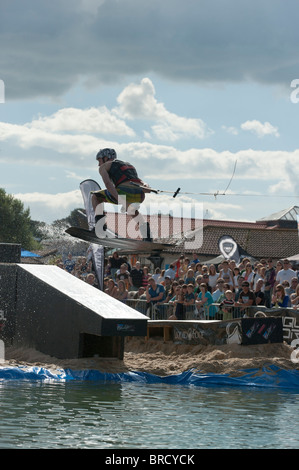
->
[99,161,119,202]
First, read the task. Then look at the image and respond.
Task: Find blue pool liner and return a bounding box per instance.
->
[0,365,299,390]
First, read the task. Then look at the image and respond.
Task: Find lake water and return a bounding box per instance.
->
[0,376,299,449]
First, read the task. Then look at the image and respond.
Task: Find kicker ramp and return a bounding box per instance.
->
[1,264,147,360]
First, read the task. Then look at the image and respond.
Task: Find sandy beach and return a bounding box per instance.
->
[4,339,299,378]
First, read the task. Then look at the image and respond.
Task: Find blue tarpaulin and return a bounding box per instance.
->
[0,365,298,390]
[21,249,40,257]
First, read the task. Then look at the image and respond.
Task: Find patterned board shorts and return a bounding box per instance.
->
[92,183,145,205]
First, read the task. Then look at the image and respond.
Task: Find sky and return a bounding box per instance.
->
[1,0,299,225]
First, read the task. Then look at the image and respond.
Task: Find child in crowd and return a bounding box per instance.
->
[219,289,235,320]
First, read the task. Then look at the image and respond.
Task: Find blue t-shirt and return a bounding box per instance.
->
[148,284,165,303]
[198,290,216,317]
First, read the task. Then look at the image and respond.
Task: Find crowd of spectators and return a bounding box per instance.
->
[56,250,299,320]
[55,252,98,288]
[102,252,299,320]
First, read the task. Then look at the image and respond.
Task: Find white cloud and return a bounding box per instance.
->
[241,120,280,138]
[115,78,213,141]
[1,115,298,183]
[222,125,239,135]
[31,106,135,136]
[14,190,83,222]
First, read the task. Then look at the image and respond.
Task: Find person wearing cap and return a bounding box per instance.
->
[91,148,151,239]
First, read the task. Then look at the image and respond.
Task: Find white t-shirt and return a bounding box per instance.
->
[276,269,296,285]
[208,273,219,289]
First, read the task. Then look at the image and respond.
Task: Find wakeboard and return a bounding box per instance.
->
[65,226,172,252]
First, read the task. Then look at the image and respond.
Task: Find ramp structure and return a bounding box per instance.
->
[0,263,147,360]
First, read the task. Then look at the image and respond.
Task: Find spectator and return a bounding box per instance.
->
[222,272,233,289]
[185,268,196,285]
[157,269,166,284]
[109,252,124,280]
[64,253,75,273]
[115,263,130,290]
[152,268,161,283]
[105,279,118,298]
[219,260,234,287]
[195,283,216,319]
[219,289,235,320]
[290,284,299,310]
[177,258,190,279]
[252,263,263,290]
[202,273,212,292]
[234,275,244,300]
[184,284,196,317]
[85,273,96,286]
[146,277,165,304]
[233,267,240,291]
[164,263,176,280]
[162,276,173,299]
[135,287,147,314]
[129,261,144,291]
[142,266,151,288]
[116,280,128,303]
[271,284,289,308]
[276,259,297,286]
[137,286,146,299]
[234,281,256,313]
[168,286,184,320]
[121,256,131,273]
[194,263,203,276]
[165,280,179,303]
[208,264,219,291]
[264,258,276,308]
[190,253,200,265]
[275,260,283,277]
[173,254,185,279]
[242,262,254,287]
[212,278,226,302]
[254,279,265,306]
[286,277,299,297]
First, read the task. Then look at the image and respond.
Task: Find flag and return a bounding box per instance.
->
[218,235,240,263]
[80,179,104,290]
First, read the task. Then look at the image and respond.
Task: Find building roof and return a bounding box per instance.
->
[101,208,299,261]
[258,205,299,222]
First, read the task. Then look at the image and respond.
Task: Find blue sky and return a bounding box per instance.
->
[0,0,299,224]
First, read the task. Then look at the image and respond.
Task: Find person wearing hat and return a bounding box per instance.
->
[91,148,151,240]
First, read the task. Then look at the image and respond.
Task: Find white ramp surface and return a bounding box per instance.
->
[18,264,146,320]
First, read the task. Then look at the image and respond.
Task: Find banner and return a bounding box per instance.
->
[80,179,104,290]
[80,179,100,230]
[241,317,283,345]
[218,235,240,263]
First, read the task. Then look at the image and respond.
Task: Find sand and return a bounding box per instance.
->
[3,339,299,378]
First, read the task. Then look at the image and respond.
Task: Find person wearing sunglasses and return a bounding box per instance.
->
[271,284,290,308]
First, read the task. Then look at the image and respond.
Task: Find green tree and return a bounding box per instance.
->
[0,188,38,250]
[53,208,88,229]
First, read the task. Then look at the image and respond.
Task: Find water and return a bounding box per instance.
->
[0,379,298,449]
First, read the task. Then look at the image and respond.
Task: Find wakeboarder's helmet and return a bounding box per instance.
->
[96,148,117,161]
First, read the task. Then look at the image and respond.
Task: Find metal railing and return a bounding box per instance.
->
[125,298,219,320]
[125,298,283,321]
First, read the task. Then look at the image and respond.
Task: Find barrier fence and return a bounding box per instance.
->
[125,298,261,321]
